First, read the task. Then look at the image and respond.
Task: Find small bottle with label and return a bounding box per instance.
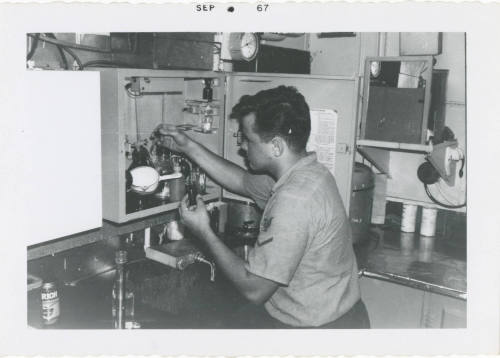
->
[202,79,213,102]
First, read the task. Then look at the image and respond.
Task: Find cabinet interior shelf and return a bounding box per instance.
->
[124,191,220,222]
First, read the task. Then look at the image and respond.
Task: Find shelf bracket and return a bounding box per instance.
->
[357,146,392,179]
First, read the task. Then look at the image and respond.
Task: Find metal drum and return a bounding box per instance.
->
[225,201,262,239]
[350,163,375,244]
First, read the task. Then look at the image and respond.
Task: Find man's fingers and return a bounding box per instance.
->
[179,195,189,215]
[196,195,205,208]
[157,124,177,136]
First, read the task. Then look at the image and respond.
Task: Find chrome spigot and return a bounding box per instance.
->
[194,253,216,282]
[176,252,216,282]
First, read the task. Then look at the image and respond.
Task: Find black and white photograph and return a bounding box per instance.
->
[1,2,500,356]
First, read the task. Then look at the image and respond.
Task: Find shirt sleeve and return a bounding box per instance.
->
[245,189,310,285]
[242,173,275,210]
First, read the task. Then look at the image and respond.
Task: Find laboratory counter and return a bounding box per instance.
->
[27,222,466,329]
[354,227,467,300]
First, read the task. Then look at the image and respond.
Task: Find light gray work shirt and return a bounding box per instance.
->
[243,153,360,327]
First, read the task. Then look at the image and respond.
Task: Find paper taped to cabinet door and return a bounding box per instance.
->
[306,109,338,176]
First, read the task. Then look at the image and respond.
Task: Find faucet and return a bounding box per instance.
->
[194,253,216,282]
[176,252,216,282]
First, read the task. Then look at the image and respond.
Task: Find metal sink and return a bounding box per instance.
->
[28,257,244,329]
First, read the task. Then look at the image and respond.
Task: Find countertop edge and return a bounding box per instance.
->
[358,268,467,301]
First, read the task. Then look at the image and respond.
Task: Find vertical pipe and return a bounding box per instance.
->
[144,227,151,248]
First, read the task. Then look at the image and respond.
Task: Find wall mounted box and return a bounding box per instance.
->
[99,69,358,223]
[359,56,447,148]
[400,33,443,56]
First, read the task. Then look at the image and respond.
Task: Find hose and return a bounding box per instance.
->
[27,33,112,53]
[61,45,83,70]
[424,183,466,209]
[81,60,137,69]
[45,33,69,70]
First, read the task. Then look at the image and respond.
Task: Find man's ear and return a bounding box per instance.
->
[271,137,285,157]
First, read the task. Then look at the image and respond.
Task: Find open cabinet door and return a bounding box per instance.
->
[21,72,102,246]
[223,73,358,212]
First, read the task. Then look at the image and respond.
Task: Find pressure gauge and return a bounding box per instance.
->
[229,32,259,61]
[370,61,381,78]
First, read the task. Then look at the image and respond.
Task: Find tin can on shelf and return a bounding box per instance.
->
[41,282,60,325]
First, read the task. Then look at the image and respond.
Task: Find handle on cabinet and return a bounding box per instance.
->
[239,79,273,83]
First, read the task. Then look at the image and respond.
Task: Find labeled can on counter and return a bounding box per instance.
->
[41,282,60,325]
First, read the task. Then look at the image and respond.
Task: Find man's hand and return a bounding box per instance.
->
[179,194,212,240]
[179,196,280,305]
[155,124,192,153]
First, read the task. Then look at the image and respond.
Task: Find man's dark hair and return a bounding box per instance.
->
[230,85,311,153]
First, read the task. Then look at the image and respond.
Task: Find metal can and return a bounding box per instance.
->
[41,282,60,325]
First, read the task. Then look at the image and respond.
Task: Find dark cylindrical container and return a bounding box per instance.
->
[168,176,186,202]
[350,163,375,244]
[225,201,261,239]
[41,282,60,325]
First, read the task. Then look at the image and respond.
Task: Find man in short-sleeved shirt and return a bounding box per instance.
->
[243,153,360,327]
[160,85,369,328]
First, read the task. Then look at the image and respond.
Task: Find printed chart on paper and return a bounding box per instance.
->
[307,109,338,176]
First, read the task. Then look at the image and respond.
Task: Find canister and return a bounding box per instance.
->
[401,203,418,233]
[419,235,435,262]
[349,163,375,244]
[168,176,186,202]
[400,232,415,256]
[420,207,438,237]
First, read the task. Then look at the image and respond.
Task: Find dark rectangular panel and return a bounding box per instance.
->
[233,45,310,74]
[365,87,425,143]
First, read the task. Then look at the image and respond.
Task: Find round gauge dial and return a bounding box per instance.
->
[228,32,259,61]
[240,33,259,61]
[370,61,381,78]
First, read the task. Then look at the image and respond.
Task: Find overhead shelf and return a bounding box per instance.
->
[357,139,432,153]
[356,140,431,179]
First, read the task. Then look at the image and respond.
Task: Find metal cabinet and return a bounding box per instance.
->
[224,73,359,211]
[99,69,224,223]
[99,69,359,223]
[360,277,466,328]
[360,276,425,328]
[25,72,102,245]
[421,291,466,328]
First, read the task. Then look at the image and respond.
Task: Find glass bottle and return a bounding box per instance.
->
[111,251,135,329]
[202,79,213,102]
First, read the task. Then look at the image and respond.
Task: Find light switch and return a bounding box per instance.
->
[336,143,350,154]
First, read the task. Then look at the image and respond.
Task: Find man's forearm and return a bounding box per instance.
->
[202,230,276,304]
[184,140,248,197]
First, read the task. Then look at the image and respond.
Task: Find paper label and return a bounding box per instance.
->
[307,109,338,176]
